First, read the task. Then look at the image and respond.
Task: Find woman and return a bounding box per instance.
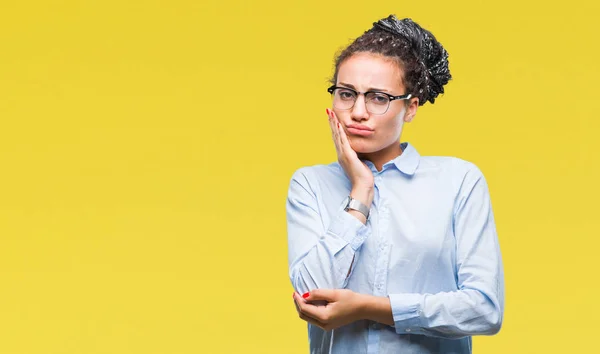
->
[286,15,504,354]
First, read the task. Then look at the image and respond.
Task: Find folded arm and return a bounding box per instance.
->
[287,169,372,295]
[295,167,504,338]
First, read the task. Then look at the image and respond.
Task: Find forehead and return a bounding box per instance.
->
[337,52,404,92]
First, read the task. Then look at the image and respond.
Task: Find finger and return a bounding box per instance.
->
[293,292,308,307]
[331,112,351,164]
[297,296,329,322]
[337,117,352,150]
[327,109,342,157]
[331,110,355,154]
[298,312,328,330]
[304,289,337,302]
[326,109,337,143]
[299,302,329,323]
[293,294,301,313]
[337,118,350,157]
[327,108,336,136]
[294,293,329,328]
[330,110,343,148]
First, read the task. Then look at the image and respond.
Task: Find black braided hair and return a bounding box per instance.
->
[330,15,451,106]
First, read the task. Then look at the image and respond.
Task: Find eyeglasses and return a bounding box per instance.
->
[327,85,412,115]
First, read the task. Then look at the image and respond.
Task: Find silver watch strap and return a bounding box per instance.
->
[344,196,370,219]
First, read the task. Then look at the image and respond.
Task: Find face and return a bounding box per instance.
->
[333,52,418,154]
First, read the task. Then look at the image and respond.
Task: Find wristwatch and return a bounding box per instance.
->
[343,196,370,219]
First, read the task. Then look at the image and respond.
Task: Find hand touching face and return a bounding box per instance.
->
[333,52,418,155]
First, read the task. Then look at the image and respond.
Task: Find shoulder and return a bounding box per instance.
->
[289,162,344,182]
[418,155,485,179]
[416,155,489,198]
[288,162,344,192]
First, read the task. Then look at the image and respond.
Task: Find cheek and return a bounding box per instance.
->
[332,109,350,122]
[380,116,404,138]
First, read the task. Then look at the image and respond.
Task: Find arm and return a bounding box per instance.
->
[287,169,372,295]
[296,167,504,338]
[385,167,504,338]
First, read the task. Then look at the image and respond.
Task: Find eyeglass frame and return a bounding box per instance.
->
[327,85,412,115]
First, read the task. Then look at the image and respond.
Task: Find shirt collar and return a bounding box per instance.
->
[364,142,420,176]
[393,142,420,175]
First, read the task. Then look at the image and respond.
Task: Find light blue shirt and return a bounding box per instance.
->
[286,142,504,354]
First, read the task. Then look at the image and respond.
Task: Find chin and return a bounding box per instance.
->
[349,139,383,154]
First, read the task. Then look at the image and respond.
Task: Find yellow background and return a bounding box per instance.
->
[1,0,598,353]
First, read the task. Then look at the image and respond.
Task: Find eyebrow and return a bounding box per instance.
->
[338,82,391,93]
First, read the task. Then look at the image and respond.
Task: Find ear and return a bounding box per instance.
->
[403,97,419,123]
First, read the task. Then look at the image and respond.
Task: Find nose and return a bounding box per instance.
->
[351,94,370,121]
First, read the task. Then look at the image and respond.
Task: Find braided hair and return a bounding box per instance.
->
[330,15,451,106]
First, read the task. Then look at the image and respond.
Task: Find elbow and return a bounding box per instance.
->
[490,309,503,335]
[289,260,340,293]
[474,287,504,336]
[462,291,503,336]
[483,315,502,335]
[289,262,318,295]
[480,304,503,335]
[289,265,307,294]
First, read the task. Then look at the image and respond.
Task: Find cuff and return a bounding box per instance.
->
[388,293,424,335]
[326,209,371,252]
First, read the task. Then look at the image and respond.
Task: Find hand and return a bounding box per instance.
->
[293,289,366,331]
[327,108,374,202]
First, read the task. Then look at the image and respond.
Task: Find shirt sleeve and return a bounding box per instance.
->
[287,168,371,295]
[388,165,504,338]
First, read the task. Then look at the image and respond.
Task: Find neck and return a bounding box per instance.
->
[358,142,403,172]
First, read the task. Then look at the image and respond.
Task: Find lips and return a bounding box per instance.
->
[346,124,374,137]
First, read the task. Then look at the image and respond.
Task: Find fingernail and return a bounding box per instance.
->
[302,292,310,299]
[325,108,329,115]
[337,122,340,128]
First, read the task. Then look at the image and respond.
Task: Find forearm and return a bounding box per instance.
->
[355,287,502,338]
[287,172,373,294]
[291,201,373,293]
[358,294,395,327]
[387,288,503,338]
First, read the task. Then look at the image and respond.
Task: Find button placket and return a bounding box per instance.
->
[373,176,389,297]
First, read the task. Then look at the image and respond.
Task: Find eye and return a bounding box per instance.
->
[367,93,390,105]
[337,89,356,100]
